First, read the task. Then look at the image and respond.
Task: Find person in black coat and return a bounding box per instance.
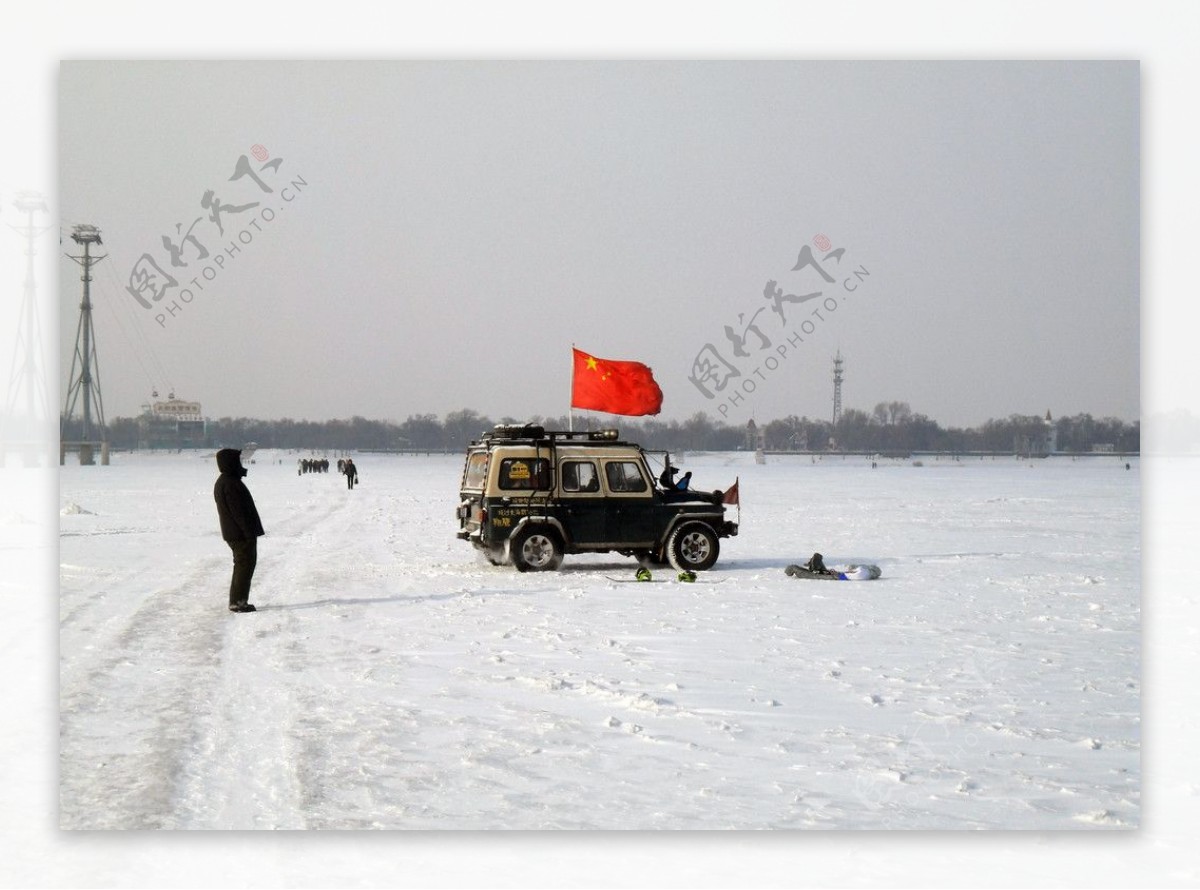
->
[344,457,358,489]
[659,464,679,490]
[214,448,265,612]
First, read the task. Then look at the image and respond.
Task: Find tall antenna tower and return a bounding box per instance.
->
[831,350,844,426]
[62,224,109,465]
[2,192,52,465]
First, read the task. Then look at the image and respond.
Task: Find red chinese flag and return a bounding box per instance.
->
[571,348,664,416]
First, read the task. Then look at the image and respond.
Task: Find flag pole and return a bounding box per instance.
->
[569,344,574,431]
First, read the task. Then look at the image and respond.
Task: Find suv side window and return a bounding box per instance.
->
[604,460,648,493]
[560,460,600,493]
[499,458,550,490]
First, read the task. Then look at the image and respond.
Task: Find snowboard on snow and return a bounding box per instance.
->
[604,573,726,584]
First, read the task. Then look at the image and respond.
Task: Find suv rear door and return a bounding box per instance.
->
[457,449,489,537]
[557,457,607,545]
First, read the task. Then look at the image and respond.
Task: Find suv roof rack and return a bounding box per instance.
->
[479,425,623,444]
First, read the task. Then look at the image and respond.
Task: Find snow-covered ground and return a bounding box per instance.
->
[58,449,1140,832]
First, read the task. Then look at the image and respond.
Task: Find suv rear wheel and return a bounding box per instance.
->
[666,522,720,571]
[510,526,564,572]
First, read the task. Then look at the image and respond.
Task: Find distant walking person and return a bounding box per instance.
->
[213,448,265,613]
[345,458,358,490]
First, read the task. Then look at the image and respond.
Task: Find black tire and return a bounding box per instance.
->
[510,526,564,572]
[666,522,720,571]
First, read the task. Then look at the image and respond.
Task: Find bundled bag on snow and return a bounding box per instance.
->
[785,552,882,581]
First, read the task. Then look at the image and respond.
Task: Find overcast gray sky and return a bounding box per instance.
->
[58,60,1138,428]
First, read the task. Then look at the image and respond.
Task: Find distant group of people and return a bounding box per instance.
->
[295,456,360,489]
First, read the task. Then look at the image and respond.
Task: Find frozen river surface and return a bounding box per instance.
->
[58,450,1139,831]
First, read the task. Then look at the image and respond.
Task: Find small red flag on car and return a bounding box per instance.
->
[722,477,740,506]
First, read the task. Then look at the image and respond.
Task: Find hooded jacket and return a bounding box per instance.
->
[214,448,265,542]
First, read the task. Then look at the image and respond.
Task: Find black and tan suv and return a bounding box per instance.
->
[456,425,738,572]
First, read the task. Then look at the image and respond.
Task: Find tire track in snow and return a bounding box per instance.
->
[59,557,227,828]
[60,475,361,828]
[166,481,371,828]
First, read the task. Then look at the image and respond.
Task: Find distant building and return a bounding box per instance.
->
[137,396,208,449]
[1041,410,1059,455]
[151,398,202,421]
[1015,410,1058,458]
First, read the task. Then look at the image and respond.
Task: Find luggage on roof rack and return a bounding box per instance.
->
[487,424,546,440]
[484,425,623,443]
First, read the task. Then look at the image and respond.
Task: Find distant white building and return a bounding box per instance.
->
[1041,410,1058,455]
[1015,411,1058,458]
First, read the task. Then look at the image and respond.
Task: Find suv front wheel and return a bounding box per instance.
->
[510,526,564,572]
[666,522,720,571]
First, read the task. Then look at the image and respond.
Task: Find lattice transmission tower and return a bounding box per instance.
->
[62,224,109,465]
[831,350,844,426]
[2,192,52,465]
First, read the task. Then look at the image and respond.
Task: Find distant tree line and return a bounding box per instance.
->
[86,403,1139,455]
[756,407,1139,455]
